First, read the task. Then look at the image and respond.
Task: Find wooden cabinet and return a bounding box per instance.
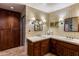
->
[27,40,33,56]
[33,42,41,56]
[27,39,49,56]
[50,39,56,54]
[62,47,79,56]
[50,39,79,56]
[27,39,41,56]
[41,39,49,55]
[27,38,79,56]
[56,44,63,56]
[56,40,79,56]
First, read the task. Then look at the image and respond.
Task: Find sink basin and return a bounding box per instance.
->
[35,35,42,37]
[42,35,52,37]
[30,36,40,39]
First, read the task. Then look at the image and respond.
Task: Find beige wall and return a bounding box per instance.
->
[26,3,79,39]
[26,6,49,37]
[49,3,79,38]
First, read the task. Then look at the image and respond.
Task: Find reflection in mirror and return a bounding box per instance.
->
[32,19,44,31]
[50,21,59,27]
[64,17,79,32]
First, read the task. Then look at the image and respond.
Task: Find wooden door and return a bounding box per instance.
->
[8,15,20,47]
[0,30,14,50]
[12,29,20,47]
[0,9,20,50]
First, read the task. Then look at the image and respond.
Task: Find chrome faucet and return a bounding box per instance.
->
[66,36,74,39]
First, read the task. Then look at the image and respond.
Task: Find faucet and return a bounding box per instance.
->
[66,36,73,39]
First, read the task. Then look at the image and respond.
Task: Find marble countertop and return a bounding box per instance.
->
[27,35,79,45]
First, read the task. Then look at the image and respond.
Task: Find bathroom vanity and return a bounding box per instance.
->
[51,39,79,56]
[27,35,79,56]
[27,39,49,56]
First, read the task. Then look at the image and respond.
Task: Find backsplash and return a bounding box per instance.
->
[51,27,79,39]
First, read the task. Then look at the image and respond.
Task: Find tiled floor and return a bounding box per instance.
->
[0,46,55,56]
[44,53,56,56]
[0,46,26,56]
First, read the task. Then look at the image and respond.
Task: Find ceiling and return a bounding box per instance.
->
[0,3,25,13]
[26,3,75,13]
[0,3,75,13]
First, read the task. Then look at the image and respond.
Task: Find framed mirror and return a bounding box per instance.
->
[32,19,43,31]
[64,17,79,32]
[50,21,59,27]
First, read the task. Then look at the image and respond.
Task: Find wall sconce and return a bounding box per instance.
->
[59,20,64,25]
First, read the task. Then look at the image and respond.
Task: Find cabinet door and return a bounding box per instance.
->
[33,47,40,56]
[41,39,49,55]
[56,40,79,56]
[27,40,33,56]
[62,47,79,56]
[50,39,56,54]
[56,44,63,56]
[41,46,48,56]
[27,40,41,56]
[33,42,41,56]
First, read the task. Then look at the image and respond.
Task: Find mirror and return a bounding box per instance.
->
[32,19,43,31]
[64,17,79,32]
[50,21,59,27]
